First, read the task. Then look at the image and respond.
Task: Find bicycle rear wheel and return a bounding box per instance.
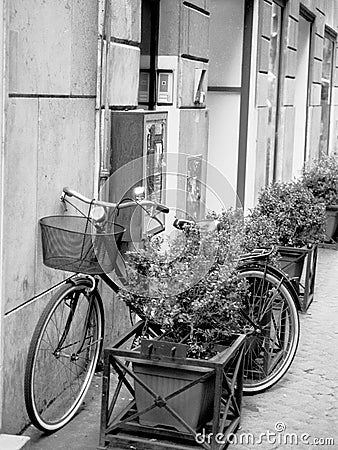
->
[237,267,299,394]
[24,282,104,432]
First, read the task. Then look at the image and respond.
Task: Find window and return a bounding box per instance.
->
[319,30,335,155]
[207,0,249,207]
[138,0,160,109]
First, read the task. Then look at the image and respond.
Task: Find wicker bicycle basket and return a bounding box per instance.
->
[39,216,125,275]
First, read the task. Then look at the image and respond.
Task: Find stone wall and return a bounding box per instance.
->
[1,0,98,433]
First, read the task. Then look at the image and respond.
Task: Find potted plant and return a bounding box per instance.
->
[245,180,325,311]
[301,154,338,242]
[109,220,247,444]
[247,180,325,248]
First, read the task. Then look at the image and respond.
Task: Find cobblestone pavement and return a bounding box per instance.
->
[233,248,338,450]
[24,248,338,449]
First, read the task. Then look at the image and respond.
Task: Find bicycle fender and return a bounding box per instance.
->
[237,262,301,311]
[68,276,96,289]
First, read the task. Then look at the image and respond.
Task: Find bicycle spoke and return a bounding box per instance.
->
[259,283,283,321]
[238,268,299,394]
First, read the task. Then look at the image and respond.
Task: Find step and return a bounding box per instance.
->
[0,434,30,449]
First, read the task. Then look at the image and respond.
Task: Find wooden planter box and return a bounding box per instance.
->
[278,244,318,313]
[278,246,305,280]
[322,205,338,247]
[133,359,214,432]
[98,321,246,450]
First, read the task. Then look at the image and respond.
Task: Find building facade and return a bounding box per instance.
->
[0,0,337,433]
[207,0,338,209]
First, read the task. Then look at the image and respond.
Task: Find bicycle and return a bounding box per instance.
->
[24,187,300,432]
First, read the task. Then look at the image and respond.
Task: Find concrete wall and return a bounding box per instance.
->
[108,0,141,107]
[0,0,146,433]
[1,0,98,433]
[0,0,6,431]
[104,0,143,344]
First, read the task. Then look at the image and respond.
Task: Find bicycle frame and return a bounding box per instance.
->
[53,278,102,359]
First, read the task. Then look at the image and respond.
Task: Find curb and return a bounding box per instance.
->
[0,434,30,449]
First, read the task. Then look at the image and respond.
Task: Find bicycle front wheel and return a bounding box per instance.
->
[24,282,104,432]
[237,268,300,394]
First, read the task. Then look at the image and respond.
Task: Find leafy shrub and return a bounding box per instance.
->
[247,180,326,248]
[301,154,338,206]
[118,214,247,359]
[244,212,279,251]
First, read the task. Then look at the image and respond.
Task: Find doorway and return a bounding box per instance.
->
[207,0,252,208]
[292,13,312,177]
[319,29,336,155]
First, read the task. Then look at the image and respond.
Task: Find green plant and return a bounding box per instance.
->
[207,208,246,257]
[244,212,279,251]
[247,180,326,248]
[301,154,338,206]
[118,215,247,359]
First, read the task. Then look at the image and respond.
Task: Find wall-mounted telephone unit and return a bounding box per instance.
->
[138,70,150,104]
[138,69,174,107]
[157,70,173,105]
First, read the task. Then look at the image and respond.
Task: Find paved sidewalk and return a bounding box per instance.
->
[235,247,338,450]
[23,248,338,449]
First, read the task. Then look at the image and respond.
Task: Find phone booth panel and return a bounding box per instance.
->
[110,111,167,242]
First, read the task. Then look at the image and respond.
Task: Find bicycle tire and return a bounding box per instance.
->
[24,282,104,432]
[237,267,300,394]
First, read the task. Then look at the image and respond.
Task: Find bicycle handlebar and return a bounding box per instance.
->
[155,203,170,214]
[62,187,169,213]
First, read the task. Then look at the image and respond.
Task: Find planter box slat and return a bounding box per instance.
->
[104,433,204,450]
[104,416,242,449]
[110,346,242,369]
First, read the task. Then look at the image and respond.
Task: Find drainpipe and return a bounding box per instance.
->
[95,0,112,201]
